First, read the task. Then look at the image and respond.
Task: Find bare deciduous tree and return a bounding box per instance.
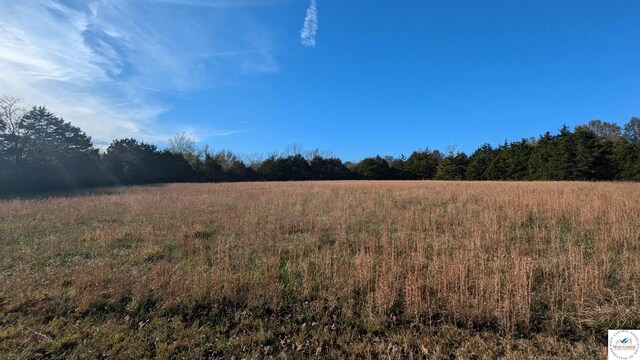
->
[243,152,264,171]
[624,117,640,143]
[283,143,304,156]
[167,131,206,167]
[303,148,334,161]
[0,94,26,136]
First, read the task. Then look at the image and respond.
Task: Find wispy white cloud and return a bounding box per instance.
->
[0,0,280,144]
[196,128,241,138]
[300,0,318,47]
[147,0,291,8]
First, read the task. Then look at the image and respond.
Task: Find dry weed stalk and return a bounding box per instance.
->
[1,181,638,357]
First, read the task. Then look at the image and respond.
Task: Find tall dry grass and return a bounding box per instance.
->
[1,181,639,358]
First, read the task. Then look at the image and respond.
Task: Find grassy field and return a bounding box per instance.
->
[1,181,639,358]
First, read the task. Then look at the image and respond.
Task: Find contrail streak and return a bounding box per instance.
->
[300,0,317,47]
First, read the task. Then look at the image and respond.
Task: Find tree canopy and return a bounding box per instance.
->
[2,95,640,194]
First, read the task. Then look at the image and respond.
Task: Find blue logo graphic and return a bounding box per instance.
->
[618,337,634,345]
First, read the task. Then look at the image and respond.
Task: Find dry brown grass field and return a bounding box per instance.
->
[1,181,639,358]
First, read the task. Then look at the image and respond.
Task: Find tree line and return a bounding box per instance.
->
[1,95,639,194]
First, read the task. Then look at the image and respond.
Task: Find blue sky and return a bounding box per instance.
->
[1,0,639,160]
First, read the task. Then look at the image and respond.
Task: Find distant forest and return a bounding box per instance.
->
[1,95,639,194]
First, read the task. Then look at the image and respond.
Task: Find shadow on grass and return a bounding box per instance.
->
[0,183,173,201]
